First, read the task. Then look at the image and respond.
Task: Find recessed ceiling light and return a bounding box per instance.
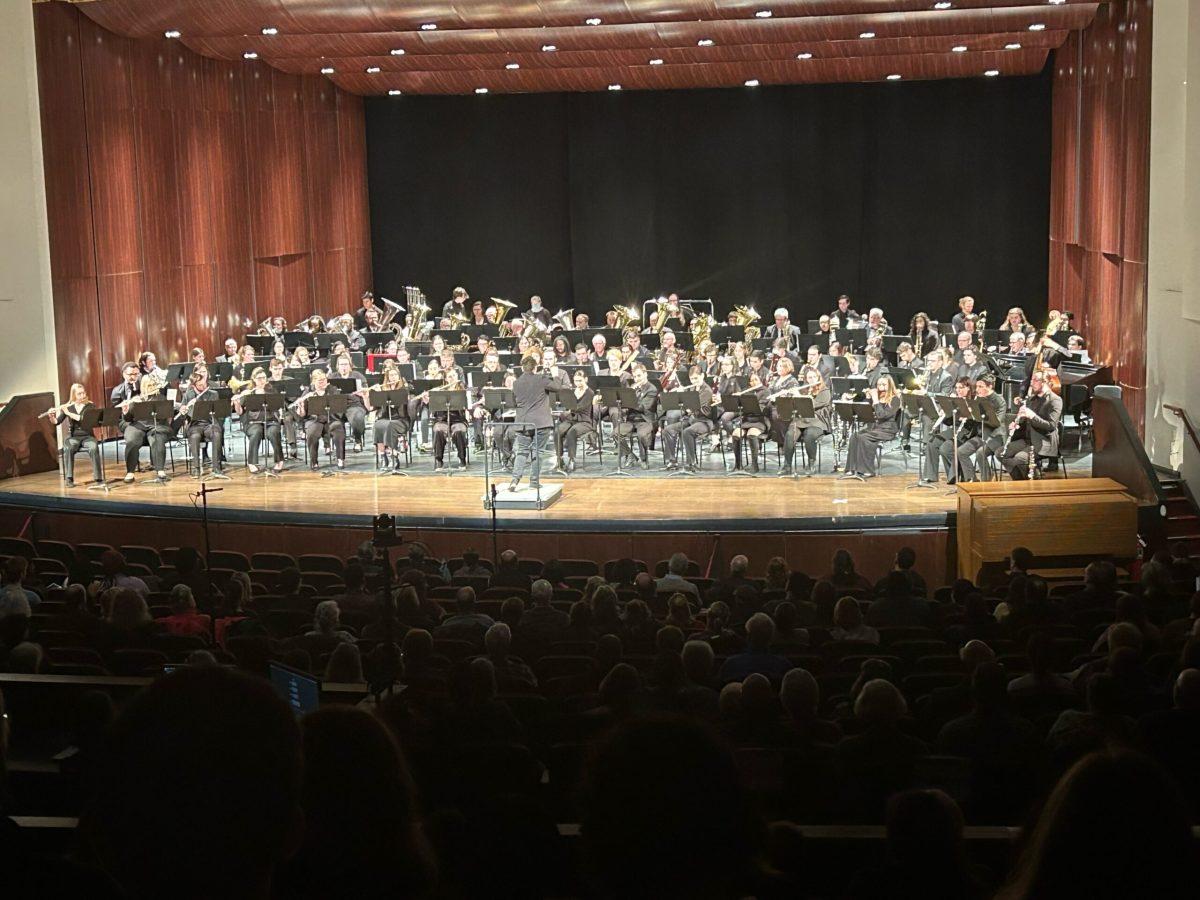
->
[475,87,488,94]
[951,45,968,52]
[860,31,876,39]
[886,73,902,80]
[390,48,405,56]
[420,23,437,31]
[608,83,622,90]
[366,66,381,73]
[320,66,335,74]
[261,27,278,36]
[755,10,773,18]
[164,30,181,39]
[243,52,258,60]
[797,52,813,59]
[585,17,602,25]
[744,79,760,87]
[1005,42,1022,50]
[697,38,714,46]
[649,58,664,65]
[933,1,952,8]
[984,69,1000,76]
[1028,23,1046,31]
[505,62,520,69]
[542,44,557,52]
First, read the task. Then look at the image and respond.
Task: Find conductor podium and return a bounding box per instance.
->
[955,477,1138,582]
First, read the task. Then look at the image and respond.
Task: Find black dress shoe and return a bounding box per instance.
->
[66,477,75,487]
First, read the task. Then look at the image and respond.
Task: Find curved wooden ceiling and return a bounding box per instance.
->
[65,0,1098,95]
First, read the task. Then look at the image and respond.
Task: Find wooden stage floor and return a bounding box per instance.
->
[0,467,955,532]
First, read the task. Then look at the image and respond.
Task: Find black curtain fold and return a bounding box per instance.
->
[367,72,1050,327]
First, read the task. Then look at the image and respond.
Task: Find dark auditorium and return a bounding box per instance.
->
[3,0,1200,897]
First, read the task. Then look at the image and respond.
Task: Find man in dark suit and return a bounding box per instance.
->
[1000,371,1063,480]
[764,307,803,353]
[509,357,556,491]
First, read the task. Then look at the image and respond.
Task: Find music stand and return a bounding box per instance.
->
[306,394,351,476]
[658,390,702,477]
[75,407,116,492]
[425,390,468,475]
[190,399,232,482]
[367,388,410,476]
[833,400,876,481]
[165,362,194,385]
[902,393,940,489]
[934,395,973,493]
[775,396,817,478]
[241,394,287,478]
[598,385,640,477]
[726,393,765,477]
[127,399,175,483]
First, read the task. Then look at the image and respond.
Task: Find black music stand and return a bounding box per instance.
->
[241,394,287,478]
[369,388,411,475]
[165,362,194,385]
[775,395,817,478]
[657,390,703,477]
[901,392,941,489]
[127,399,175,483]
[833,400,876,481]
[191,399,232,482]
[76,407,118,492]
[307,394,352,476]
[430,389,469,475]
[727,393,765,477]
[934,395,973,493]
[244,335,273,355]
[598,385,640,477]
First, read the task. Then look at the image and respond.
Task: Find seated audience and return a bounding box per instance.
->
[822,548,872,593]
[434,587,494,647]
[655,552,699,600]
[829,595,880,644]
[779,667,843,745]
[490,550,532,592]
[323,643,365,683]
[866,571,930,627]
[717,613,793,683]
[304,600,356,645]
[96,550,149,598]
[159,585,212,639]
[483,622,537,691]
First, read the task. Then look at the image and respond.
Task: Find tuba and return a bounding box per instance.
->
[405,286,431,339]
[551,308,574,332]
[611,304,640,333]
[488,297,517,327]
[730,305,761,342]
[689,313,714,349]
[446,310,471,330]
[378,295,405,330]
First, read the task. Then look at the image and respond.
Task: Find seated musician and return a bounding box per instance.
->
[895,342,923,375]
[908,312,939,357]
[605,309,620,329]
[429,368,469,471]
[550,335,571,362]
[180,365,225,477]
[555,368,596,473]
[730,342,750,375]
[590,333,608,361]
[781,365,831,477]
[713,355,740,449]
[470,300,488,327]
[574,312,590,330]
[617,363,659,469]
[289,345,313,369]
[542,348,570,388]
[299,369,347,471]
[1007,332,1029,356]
[662,365,714,473]
[860,346,889,384]
[953,374,1007,482]
[228,345,259,392]
[352,291,377,331]
[770,337,801,378]
[764,308,802,352]
[700,341,721,379]
[234,367,284,475]
[366,361,409,471]
[922,349,955,396]
[111,363,167,483]
[921,377,973,485]
[137,351,168,382]
[625,331,651,364]
[816,314,833,334]
[270,339,288,364]
[442,286,469,320]
[952,345,987,384]
[746,350,768,386]
[950,330,973,362]
[841,375,901,479]
[1001,371,1063,480]
[573,343,591,366]
[50,383,102,487]
[1000,307,1036,337]
[266,357,300,458]
[830,294,858,324]
[1066,334,1090,364]
[657,329,681,366]
[332,353,368,452]
[658,293,690,330]
[865,307,892,337]
[730,370,770,474]
[190,347,207,365]
[215,338,240,363]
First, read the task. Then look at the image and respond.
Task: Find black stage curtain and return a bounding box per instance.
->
[366,72,1050,328]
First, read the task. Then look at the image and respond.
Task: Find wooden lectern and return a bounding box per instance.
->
[956,478,1137,582]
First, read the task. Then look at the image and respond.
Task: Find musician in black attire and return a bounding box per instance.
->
[908,312,939,357]
[509,356,555,489]
[950,295,976,333]
[617,363,659,470]
[50,383,101,486]
[1001,372,1063,480]
[662,366,714,472]
[781,366,831,477]
[922,377,973,485]
[430,368,469,471]
[442,286,469,319]
[234,368,283,474]
[111,362,148,482]
[555,369,596,473]
[300,369,346,471]
[731,372,769,474]
[830,294,858,323]
[332,354,368,451]
[959,374,1007,482]
[180,366,225,476]
[365,362,409,470]
[842,375,901,479]
[764,307,803,353]
[351,291,377,331]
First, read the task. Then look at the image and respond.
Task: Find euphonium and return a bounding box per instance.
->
[611,304,640,332]
[552,308,574,332]
[730,305,761,342]
[447,310,471,330]
[488,297,517,326]
[689,313,714,349]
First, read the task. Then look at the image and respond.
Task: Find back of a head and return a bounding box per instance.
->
[401,628,433,664]
[1172,668,1200,710]
[582,717,760,900]
[296,706,434,890]
[745,612,775,650]
[729,555,749,576]
[1000,750,1198,900]
[314,599,339,633]
[1010,546,1034,571]
[599,662,640,707]
[655,624,684,656]
[170,583,195,614]
[682,640,714,682]
[175,546,199,575]
[854,678,906,727]
[896,547,917,571]
[741,673,774,718]
[324,643,364,683]
[82,667,302,899]
[455,585,476,614]
[668,552,689,577]
[530,579,553,606]
[780,668,819,719]
[960,639,995,672]
[1025,575,1049,605]
[485,621,512,656]
[773,601,797,631]
[499,548,518,569]
[462,548,479,567]
[1084,559,1117,590]
[832,548,855,577]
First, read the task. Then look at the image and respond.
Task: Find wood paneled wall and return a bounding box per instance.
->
[33,2,371,401]
[1048,0,1152,432]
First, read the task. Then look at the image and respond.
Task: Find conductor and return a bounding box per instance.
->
[508,357,555,492]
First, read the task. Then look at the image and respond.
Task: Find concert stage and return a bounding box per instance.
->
[0,468,954,532]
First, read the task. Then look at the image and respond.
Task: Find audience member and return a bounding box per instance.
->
[96,550,149,598]
[866,571,930,627]
[159,585,212,639]
[0,558,36,617]
[333,561,375,613]
[1139,668,1200,811]
[1008,631,1077,708]
[873,546,928,598]
[324,643,365,683]
[483,622,537,691]
[655,552,699,600]
[162,547,222,609]
[452,548,490,578]
[823,549,872,593]
[434,587,494,646]
[837,680,930,819]
[304,600,356,644]
[710,555,756,605]
[717,613,793,683]
[680,640,720,720]
[830,596,880,644]
[490,550,532,593]
[779,667,842,745]
[763,556,789,592]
